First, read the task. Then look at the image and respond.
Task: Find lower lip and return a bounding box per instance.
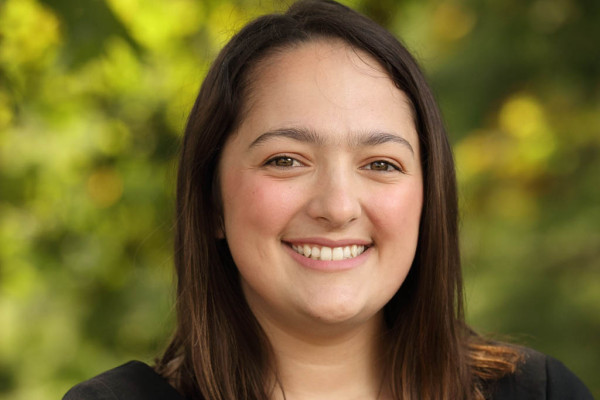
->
[283,243,371,272]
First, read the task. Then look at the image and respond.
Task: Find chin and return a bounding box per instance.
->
[299,298,378,327]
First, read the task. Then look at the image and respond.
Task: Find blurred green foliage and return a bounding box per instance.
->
[0,0,598,398]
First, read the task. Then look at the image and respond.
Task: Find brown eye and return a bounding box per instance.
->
[265,156,300,168]
[365,161,401,172]
[276,157,294,167]
[371,161,389,171]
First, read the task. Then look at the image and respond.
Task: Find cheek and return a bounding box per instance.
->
[367,181,423,243]
[221,172,303,236]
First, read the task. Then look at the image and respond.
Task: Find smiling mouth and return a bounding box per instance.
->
[289,243,368,261]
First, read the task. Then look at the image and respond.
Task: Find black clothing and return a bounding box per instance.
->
[63,361,185,400]
[63,349,594,399]
[485,349,594,399]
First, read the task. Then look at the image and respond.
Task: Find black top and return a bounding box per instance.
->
[484,349,594,399]
[63,349,594,400]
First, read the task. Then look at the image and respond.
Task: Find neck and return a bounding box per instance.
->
[260,312,389,400]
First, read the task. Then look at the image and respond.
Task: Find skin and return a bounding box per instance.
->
[219,40,423,399]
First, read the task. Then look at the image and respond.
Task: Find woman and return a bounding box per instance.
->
[64,1,593,399]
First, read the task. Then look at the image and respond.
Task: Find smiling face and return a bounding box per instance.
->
[219,40,423,335]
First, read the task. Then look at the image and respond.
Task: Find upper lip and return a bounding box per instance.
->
[283,237,372,247]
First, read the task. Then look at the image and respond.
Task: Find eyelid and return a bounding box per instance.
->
[361,159,404,173]
[263,154,305,168]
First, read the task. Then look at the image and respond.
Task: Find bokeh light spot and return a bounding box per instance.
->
[87,168,123,208]
[432,2,476,41]
[0,0,61,67]
[499,94,546,139]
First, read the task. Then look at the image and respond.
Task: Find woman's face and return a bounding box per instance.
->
[219,40,423,334]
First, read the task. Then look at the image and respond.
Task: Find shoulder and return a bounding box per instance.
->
[63,361,185,400]
[487,348,594,400]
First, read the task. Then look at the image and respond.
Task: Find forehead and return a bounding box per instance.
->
[249,40,411,109]
[252,39,392,88]
[233,39,417,148]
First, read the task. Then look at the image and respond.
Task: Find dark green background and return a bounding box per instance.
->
[0,0,598,398]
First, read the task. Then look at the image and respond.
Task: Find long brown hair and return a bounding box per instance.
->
[156,1,521,399]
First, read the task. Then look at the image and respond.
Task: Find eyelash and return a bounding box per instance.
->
[265,156,403,173]
[362,160,403,173]
[264,155,303,168]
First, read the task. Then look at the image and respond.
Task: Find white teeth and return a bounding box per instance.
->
[290,243,368,260]
[303,244,312,258]
[343,246,351,259]
[332,247,344,261]
[320,247,332,261]
[311,246,320,259]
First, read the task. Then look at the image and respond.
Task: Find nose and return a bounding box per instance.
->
[306,168,362,228]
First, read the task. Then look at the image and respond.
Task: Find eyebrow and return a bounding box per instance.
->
[248,127,415,155]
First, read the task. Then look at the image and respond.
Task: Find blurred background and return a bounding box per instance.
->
[0,0,598,398]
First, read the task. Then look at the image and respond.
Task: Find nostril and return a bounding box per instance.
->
[307,193,362,227]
